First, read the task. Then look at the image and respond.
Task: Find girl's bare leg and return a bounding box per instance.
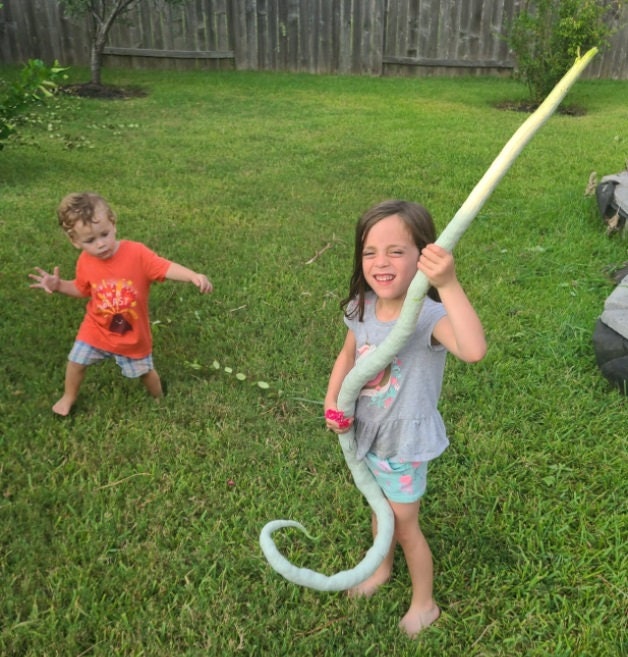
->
[141,368,163,398]
[348,512,397,598]
[391,500,440,637]
[53,361,87,416]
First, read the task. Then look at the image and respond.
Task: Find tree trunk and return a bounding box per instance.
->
[89,0,130,86]
[90,41,103,86]
[88,10,105,87]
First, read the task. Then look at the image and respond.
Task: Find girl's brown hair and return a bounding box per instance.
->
[342,199,440,321]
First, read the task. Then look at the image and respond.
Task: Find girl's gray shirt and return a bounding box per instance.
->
[344,291,448,463]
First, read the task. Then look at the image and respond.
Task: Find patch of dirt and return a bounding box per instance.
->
[494,100,586,116]
[62,83,148,100]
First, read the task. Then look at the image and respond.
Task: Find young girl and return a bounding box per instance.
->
[324,199,486,637]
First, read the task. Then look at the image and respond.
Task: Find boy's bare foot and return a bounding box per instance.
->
[399,604,440,638]
[52,395,75,416]
[347,571,391,599]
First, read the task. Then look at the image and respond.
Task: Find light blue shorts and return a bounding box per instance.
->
[364,453,428,503]
[68,340,153,379]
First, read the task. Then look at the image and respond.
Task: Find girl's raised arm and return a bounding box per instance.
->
[418,245,486,363]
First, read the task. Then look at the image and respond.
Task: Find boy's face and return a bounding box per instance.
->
[70,213,118,260]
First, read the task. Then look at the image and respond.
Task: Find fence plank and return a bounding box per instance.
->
[384,0,520,76]
[1,0,626,79]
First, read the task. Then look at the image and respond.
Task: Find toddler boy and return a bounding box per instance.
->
[30,192,212,415]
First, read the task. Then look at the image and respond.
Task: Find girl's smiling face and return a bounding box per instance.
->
[361,213,420,310]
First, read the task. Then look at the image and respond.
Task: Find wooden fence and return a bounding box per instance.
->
[1,0,627,79]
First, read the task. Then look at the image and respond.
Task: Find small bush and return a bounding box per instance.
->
[507,0,624,102]
[0,58,67,150]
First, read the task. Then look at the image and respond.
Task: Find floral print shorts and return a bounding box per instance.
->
[364,453,428,503]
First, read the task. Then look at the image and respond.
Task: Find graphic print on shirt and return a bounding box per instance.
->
[92,279,139,335]
[357,342,402,410]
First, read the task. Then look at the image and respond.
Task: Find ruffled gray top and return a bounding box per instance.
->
[344,292,449,462]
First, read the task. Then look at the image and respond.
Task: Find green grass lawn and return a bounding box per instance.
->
[0,65,626,656]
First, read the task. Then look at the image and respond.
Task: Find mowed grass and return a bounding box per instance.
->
[0,65,626,656]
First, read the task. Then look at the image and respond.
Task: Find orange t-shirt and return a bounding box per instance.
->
[73,240,171,358]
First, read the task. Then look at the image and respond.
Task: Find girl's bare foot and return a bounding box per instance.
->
[52,395,75,416]
[399,604,440,637]
[347,570,391,599]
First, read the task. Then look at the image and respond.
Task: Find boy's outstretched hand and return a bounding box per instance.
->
[191,273,213,294]
[165,263,213,293]
[29,266,61,294]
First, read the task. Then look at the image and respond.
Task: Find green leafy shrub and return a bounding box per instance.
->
[507,0,624,102]
[0,59,67,150]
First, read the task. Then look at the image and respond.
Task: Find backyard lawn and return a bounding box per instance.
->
[0,64,626,656]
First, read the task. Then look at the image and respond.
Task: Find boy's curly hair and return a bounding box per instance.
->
[57,192,116,238]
